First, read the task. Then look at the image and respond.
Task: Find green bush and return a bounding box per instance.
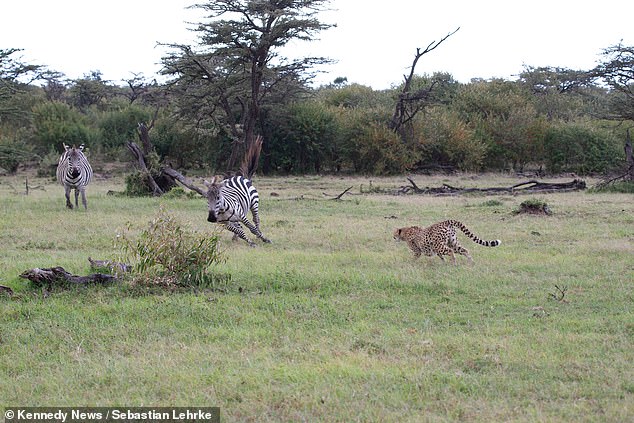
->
[419,108,486,171]
[0,136,35,173]
[37,145,62,178]
[589,180,634,193]
[544,122,621,174]
[333,107,415,175]
[124,151,162,196]
[117,209,226,287]
[97,105,151,149]
[351,122,416,175]
[265,101,339,173]
[31,102,92,153]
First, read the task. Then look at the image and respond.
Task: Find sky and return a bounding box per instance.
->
[2,0,633,89]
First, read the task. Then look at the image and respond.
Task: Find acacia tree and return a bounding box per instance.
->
[0,48,43,123]
[592,43,634,179]
[518,66,599,121]
[593,43,634,122]
[162,0,333,171]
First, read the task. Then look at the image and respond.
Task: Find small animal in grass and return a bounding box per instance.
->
[393,219,501,264]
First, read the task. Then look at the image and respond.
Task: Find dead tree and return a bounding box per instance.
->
[126,118,177,196]
[389,28,460,140]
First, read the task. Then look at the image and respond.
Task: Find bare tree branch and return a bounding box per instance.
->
[389,28,460,136]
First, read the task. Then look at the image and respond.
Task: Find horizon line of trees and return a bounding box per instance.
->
[1,1,633,181]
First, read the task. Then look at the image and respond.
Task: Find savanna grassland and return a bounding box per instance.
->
[1,172,633,422]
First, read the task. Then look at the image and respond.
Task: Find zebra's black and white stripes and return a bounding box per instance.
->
[56,143,93,210]
[205,175,271,247]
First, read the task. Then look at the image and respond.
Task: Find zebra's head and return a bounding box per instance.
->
[205,176,225,223]
[64,143,86,178]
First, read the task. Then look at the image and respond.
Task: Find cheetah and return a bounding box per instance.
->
[393,219,501,264]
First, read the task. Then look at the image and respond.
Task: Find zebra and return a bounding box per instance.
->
[205,136,271,247]
[56,143,93,210]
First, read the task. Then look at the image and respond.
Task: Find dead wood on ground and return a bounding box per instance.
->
[398,178,586,195]
[19,267,119,287]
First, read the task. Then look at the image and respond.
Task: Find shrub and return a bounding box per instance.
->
[514,198,552,215]
[353,123,416,175]
[589,180,634,193]
[335,108,415,175]
[419,108,486,171]
[117,209,226,287]
[37,145,62,178]
[97,105,151,149]
[124,151,162,196]
[0,136,35,173]
[265,101,339,173]
[31,102,92,154]
[543,122,621,174]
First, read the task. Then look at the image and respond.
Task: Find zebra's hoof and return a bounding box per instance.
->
[264,239,272,243]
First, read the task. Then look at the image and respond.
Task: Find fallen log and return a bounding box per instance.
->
[162,166,207,197]
[399,178,586,195]
[19,267,119,287]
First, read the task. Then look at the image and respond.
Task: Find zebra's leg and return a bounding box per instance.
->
[242,218,271,243]
[79,186,88,210]
[74,187,80,209]
[250,207,272,243]
[224,223,256,247]
[64,185,74,209]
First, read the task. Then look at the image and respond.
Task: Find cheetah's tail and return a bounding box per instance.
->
[450,220,501,247]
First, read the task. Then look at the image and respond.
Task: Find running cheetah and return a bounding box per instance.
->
[394,219,501,264]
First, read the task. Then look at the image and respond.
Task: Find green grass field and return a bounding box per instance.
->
[1,173,632,422]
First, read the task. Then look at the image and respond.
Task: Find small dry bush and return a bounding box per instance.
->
[117,209,226,288]
[514,198,552,215]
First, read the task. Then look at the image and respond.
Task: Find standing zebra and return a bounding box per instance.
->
[205,136,271,247]
[56,143,93,210]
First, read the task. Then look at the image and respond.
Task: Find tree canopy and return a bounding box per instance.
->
[161,0,334,170]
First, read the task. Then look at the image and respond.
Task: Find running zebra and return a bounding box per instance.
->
[56,143,93,210]
[205,137,271,247]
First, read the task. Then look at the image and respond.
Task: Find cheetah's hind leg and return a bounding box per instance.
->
[452,242,474,265]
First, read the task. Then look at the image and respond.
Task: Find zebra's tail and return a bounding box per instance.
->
[239,135,263,179]
[451,220,501,247]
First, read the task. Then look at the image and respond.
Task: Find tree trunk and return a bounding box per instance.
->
[126,141,164,196]
[626,128,633,180]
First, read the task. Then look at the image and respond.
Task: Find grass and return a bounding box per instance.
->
[1,172,633,422]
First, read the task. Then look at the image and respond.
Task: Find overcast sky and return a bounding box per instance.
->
[3,0,632,89]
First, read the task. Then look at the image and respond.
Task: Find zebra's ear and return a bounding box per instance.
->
[63,143,70,151]
[204,177,217,187]
[79,144,85,152]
